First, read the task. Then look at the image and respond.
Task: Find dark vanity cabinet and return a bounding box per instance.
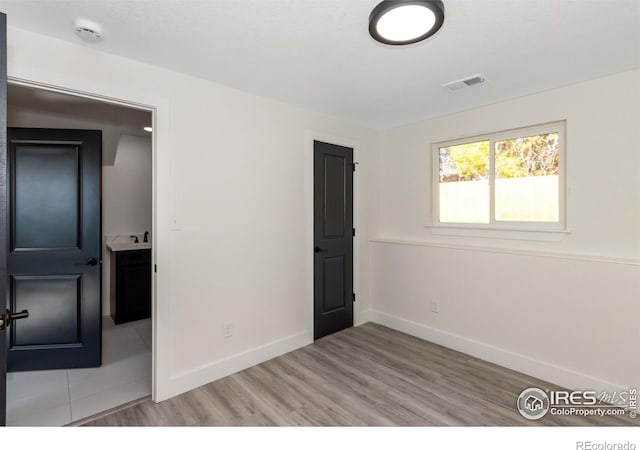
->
[110,249,151,324]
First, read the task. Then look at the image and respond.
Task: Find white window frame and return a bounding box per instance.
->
[429,121,569,241]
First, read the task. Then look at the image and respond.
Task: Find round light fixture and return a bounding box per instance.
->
[369,0,444,46]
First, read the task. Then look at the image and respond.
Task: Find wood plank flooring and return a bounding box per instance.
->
[84,323,637,426]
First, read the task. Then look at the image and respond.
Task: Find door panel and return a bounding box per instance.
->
[313,140,353,340]
[0,11,7,427]
[13,145,80,249]
[322,154,346,238]
[7,128,102,372]
[11,275,81,346]
[322,256,346,312]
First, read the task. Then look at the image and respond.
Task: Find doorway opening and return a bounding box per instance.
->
[4,83,154,426]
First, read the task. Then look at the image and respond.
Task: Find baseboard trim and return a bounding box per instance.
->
[167,332,312,399]
[356,308,372,326]
[370,310,630,395]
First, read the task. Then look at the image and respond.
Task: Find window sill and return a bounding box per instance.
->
[426,225,572,242]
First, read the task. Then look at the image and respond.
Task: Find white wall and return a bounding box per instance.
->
[375,70,640,392]
[102,134,153,315]
[5,27,380,400]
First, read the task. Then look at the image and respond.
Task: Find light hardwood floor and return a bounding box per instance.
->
[84,323,636,426]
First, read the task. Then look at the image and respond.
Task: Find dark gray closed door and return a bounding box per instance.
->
[313,140,353,340]
[6,127,102,372]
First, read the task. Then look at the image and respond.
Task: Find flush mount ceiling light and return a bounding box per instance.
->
[369,0,444,45]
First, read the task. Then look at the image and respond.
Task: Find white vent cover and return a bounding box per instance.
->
[442,74,487,92]
[74,19,103,43]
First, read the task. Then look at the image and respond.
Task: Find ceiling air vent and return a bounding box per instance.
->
[442,74,487,92]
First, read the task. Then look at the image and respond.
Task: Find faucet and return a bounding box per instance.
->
[143,231,149,243]
[130,235,139,244]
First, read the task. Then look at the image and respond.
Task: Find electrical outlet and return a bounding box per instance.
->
[431,300,440,314]
[223,321,233,338]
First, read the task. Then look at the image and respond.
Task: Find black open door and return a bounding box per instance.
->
[6,127,102,372]
[0,11,7,427]
[313,140,354,340]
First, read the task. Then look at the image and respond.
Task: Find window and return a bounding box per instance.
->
[432,122,566,235]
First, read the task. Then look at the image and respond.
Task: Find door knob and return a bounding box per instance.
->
[314,246,328,253]
[86,258,98,266]
[0,309,29,331]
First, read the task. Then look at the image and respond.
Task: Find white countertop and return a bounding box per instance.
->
[106,242,151,252]
[105,234,152,252]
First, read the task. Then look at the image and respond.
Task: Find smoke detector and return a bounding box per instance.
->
[442,74,487,92]
[74,19,103,43]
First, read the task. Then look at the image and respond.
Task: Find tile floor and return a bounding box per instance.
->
[6,317,152,426]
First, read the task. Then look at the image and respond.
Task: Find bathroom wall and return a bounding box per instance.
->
[102,134,153,315]
[8,101,126,166]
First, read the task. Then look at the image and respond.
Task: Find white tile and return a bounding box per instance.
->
[138,332,152,349]
[68,329,151,401]
[7,403,72,427]
[130,318,151,333]
[70,376,151,422]
[6,370,68,406]
[7,386,69,416]
[6,318,152,426]
[132,318,152,349]
[103,330,148,362]
[6,370,70,427]
[102,318,142,344]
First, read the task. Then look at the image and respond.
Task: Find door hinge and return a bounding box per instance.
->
[352,228,356,237]
[352,162,359,172]
[353,293,356,302]
[154,264,157,273]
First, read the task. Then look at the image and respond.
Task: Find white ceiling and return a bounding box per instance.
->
[0,0,638,129]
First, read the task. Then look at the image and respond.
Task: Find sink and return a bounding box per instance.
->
[105,234,151,252]
[106,241,151,252]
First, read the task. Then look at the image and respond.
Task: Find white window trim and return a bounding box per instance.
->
[428,121,569,240]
